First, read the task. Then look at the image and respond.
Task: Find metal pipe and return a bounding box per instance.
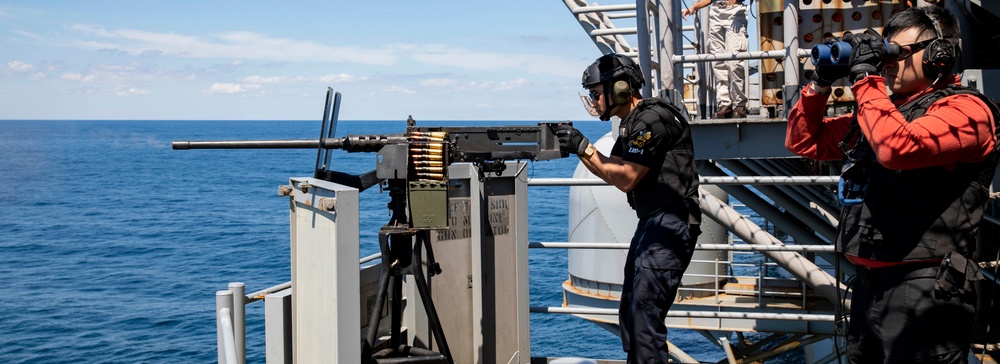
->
[590,27,638,36]
[360,252,381,264]
[673,48,811,63]
[529,241,834,252]
[740,334,830,364]
[244,252,381,304]
[719,337,738,364]
[667,341,701,364]
[529,306,835,322]
[216,290,236,364]
[718,160,838,241]
[668,0,685,98]
[635,0,653,99]
[526,176,839,186]
[569,3,636,14]
[782,0,801,119]
[228,283,246,364]
[246,282,291,302]
[701,163,837,251]
[697,187,849,309]
[763,159,841,219]
[218,307,239,364]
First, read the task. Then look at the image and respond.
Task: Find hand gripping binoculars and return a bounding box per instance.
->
[810,37,900,66]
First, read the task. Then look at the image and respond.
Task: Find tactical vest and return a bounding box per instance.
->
[837,85,1000,261]
[619,99,700,221]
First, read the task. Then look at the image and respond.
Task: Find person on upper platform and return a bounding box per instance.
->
[682,0,749,118]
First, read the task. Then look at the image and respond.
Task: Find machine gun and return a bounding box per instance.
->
[173,89,567,228]
[174,88,568,364]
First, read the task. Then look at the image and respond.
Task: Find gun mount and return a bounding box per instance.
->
[173,88,567,364]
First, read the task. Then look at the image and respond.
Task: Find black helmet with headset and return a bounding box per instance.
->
[919,9,956,81]
[884,6,958,83]
[582,53,644,121]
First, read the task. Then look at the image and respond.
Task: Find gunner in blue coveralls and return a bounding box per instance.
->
[556,54,702,363]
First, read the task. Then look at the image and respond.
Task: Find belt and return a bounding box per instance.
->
[714,1,744,8]
[854,261,940,287]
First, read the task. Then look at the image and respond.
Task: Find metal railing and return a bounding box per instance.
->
[216,284,245,364]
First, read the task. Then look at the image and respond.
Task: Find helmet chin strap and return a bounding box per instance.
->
[599,88,616,121]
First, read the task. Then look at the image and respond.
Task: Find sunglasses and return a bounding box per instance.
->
[891,38,936,60]
[588,89,602,101]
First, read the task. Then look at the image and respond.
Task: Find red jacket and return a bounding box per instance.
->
[785,75,996,170]
[787,75,996,267]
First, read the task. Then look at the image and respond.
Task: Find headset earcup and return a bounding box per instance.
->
[613,80,631,104]
[922,38,955,78]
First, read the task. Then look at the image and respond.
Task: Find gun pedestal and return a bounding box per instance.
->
[363,179,453,364]
[364,227,452,364]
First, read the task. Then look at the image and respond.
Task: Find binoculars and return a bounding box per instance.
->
[811,38,900,66]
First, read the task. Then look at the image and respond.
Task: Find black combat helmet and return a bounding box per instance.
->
[582,53,644,120]
[581,53,644,91]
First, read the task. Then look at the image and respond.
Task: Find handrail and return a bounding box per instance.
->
[672,48,812,63]
[529,306,835,322]
[360,252,381,264]
[568,4,636,14]
[527,176,839,186]
[246,282,291,302]
[529,241,834,252]
[216,290,240,364]
[243,253,382,303]
[218,307,239,364]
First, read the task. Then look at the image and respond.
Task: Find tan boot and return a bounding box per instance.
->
[733,106,748,118]
[714,105,733,119]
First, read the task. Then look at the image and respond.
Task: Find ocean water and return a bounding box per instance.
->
[0,119,750,363]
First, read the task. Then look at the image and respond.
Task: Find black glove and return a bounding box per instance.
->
[847,30,888,84]
[556,124,589,155]
[812,39,849,87]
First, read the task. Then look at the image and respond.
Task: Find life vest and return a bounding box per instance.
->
[617,98,700,222]
[837,85,1000,261]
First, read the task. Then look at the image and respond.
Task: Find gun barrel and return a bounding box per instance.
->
[172,135,408,151]
[172,139,327,149]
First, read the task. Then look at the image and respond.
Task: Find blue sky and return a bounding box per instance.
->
[0,1,611,121]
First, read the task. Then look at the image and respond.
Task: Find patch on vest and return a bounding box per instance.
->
[630,131,652,148]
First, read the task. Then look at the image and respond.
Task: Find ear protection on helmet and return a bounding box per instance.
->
[922,12,956,79]
[613,80,631,104]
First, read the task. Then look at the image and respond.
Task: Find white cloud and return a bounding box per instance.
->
[60,25,582,79]
[27,72,46,80]
[7,61,35,72]
[466,81,494,90]
[115,87,151,96]
[62,72,97,82]
[318,73,365,83]
[68,24,399,65]
[493,78,529,91]
[401,44,583,78]
[206,83,262,94]
[420,78,456,87]
[12,29,43,41]
[380,86,415,94]
[242,75,287,84]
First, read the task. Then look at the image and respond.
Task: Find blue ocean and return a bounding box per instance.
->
[0,119,749,363]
